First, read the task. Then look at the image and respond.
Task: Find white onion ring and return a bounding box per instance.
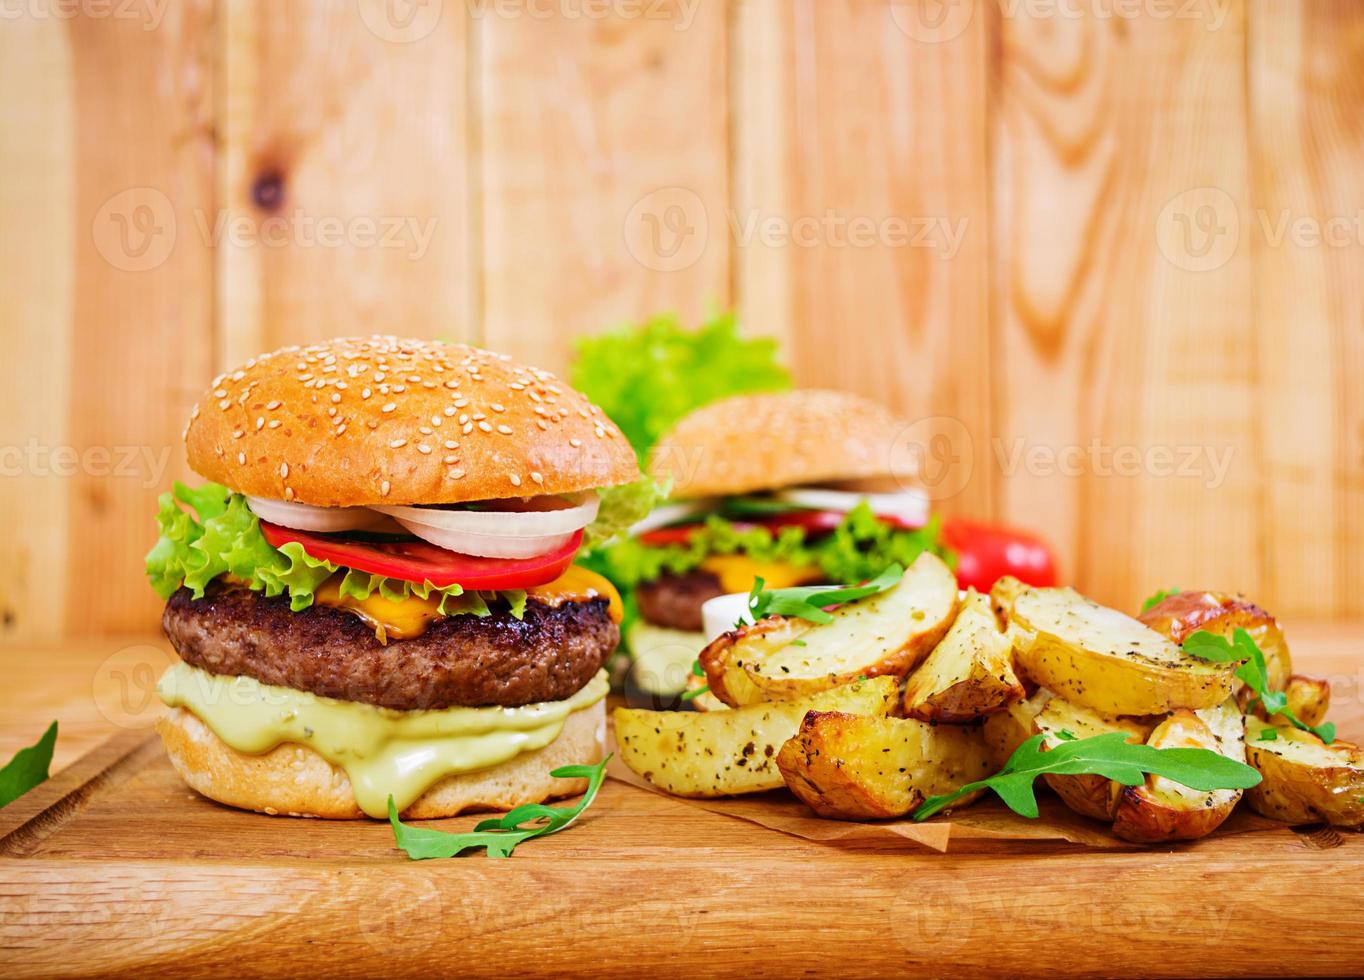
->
[245,496,402,534]
[773,487,929,527]
[628,501,712,537]
[372,493,600,559]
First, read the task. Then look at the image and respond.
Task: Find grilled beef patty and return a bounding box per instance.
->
[162,584,617,711]
[634,570,727,633]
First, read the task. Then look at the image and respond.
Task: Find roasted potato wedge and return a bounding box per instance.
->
[701,552,958,706]
[989,575,1028,627]
[1034,699,1156,821]
[1244,716,1364,827]
[982,687,1053,768]
[1139,590,1291,692]
[683,669,729,713]
[1109,699,1245,843]
[776,710,994,820]
[1238,674,1330,728]
[613,676,898,797]
[1011,587,1238,715]
[904,590,1025,722]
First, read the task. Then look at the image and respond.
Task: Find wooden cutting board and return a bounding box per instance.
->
[4,632,1364,978]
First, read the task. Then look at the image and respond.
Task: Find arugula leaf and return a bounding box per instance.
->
[679,685,710,702]
[0,721,58,808]
[912,732,1260,821]
[389,755,610,860]
[1141,587,1180,613]
[570,311,791,461]
[1183,629,1335,743]
[746,563,904,625]
[1257,727,1279,742]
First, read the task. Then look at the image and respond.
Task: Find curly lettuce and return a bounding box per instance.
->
[581,502,952,603]
[146,483,525,617]
[571,311,791,461]
[581,477,667,551]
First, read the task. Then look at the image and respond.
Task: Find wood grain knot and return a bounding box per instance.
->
[250,170,286,212]
[1293,824,1345,849]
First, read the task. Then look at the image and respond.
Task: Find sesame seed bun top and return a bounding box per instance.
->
[185,337,639,506]
[648,389,912,499]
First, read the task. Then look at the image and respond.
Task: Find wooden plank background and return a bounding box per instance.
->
[0,0,1360,639]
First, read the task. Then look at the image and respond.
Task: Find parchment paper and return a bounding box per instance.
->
[606,746,1289,853]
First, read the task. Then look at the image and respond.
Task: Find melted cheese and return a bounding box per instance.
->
[314,579,445,642]
[699,555,821,595]
[526,566,624,624]
[313,565,625,641]
[157,662,608,818]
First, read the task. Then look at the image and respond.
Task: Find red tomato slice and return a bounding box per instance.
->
[259,522,582,590]
[637,509,921,547]
[941,517,1057,593]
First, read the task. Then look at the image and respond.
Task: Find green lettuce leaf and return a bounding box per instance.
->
[584,502,948,589]
[145,483,523,617]
[570,311,791,460]
[581,477,667,551]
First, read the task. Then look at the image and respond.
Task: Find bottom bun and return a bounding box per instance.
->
[157,701,606,820]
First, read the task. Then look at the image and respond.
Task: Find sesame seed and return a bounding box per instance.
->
[327,407,337,418]
[443,407,456,417]
[419,426,432,435]
[497,424,513,435]
[530,471,544,484]
[447,468,465,480]
[256,417,265,430]
[214,388,228,398]
[219,399,231,410]
[472,412,486,421]
[491,403,505,413]
[453,397,469,408]
[535,419,548,430]
[417,444,432,455]
[335,424,347,435]
[431,415,442,426]
[233,430,245,439]
[392,385,406,393]
[331,393,341,404]
[268,419,282,428]
[569,438,582,447]
[375,373,386,382]
[190,404,200,419]
[362,388,372,399]
[444,440,458,449]
[407,376,421,383]
[443,454,458,464]
[266,400,281,410]
[238,452,246,465]
[280,463,289,478]
[462,422,474,434]
[444,380,459,389]
[284,486,295,501]
[595,427,605,438]
[382,403,396,413]
[477,421,492,433]
[389,438,407,448]
[459,414,470,424]
[381,480,391,496]
[509,473,522,487]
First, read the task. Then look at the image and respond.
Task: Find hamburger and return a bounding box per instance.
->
[583,388,948,704]
[146,337,644,819]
